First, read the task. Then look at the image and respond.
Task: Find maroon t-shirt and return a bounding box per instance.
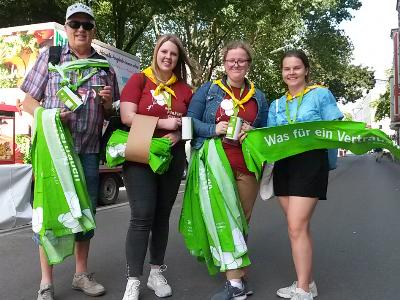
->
[120,73,193,137]
[215,86,258,175]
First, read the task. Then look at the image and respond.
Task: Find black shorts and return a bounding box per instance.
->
[273,149,329,200]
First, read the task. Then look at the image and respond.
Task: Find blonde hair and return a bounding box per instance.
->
[151,34,192,83]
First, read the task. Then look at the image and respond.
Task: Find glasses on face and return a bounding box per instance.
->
[66,20,95,31]
[224,59,250,67]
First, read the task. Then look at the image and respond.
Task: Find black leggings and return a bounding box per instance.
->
[123,142,186,277]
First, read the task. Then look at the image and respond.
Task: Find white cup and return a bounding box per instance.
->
[181,117,193,140]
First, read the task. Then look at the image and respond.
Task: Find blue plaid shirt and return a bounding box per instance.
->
[21,44,120,154]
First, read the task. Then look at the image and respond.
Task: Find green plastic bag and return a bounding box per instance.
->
[179,139,250,275]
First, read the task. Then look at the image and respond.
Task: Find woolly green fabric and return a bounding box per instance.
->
[243,121,400,179]
[179,138,250,275]
[105,129,172,174]
[31,108,95,265]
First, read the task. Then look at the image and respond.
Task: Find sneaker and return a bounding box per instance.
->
[211,281,247,300]
[72,272,106,296]
[122,278,140,300]
[277,281,318,299]
[242,278,253,296]
[37,283,54,300]
[291,288,313,300]
[147,265,172,297]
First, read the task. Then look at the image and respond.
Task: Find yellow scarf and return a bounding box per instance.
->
[286,84,324,101]
[143,66,177,97]
[213,78,255,109]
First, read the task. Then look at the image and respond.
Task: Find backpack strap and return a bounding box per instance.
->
[275,98,279,114]
[48,46,63,66]
[141,72,147,92]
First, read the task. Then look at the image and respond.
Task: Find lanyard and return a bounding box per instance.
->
[227,79,245,116]
[285,90,305,124]
[49,59,109,92]
[161,92,172,111]
[54,64,98,91]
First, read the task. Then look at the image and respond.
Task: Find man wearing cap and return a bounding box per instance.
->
[21,3,119,300]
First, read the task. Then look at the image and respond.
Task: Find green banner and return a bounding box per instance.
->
[243,121,400,179]
[31,108,95,265]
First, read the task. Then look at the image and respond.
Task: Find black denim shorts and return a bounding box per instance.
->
[273,149,329,200]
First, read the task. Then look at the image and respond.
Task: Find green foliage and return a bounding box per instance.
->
[299,0,374,103]
[0,0,68,27]
[371,84,390,122]
[0,0,375,103]
[343,112,353,121]
[0,66,18,88]
[15,134,31,164]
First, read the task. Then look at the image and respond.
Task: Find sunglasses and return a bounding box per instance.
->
[66,20,95,30]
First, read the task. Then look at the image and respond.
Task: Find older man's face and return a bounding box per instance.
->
[65,13,95,51]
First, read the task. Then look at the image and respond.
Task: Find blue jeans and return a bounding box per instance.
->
[33,153,99,245]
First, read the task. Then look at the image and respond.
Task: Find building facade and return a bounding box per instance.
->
[390,2,400,145]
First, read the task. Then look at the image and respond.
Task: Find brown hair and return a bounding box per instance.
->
[221,40,253,64]
[280,49,310,82]
[151,34,193,83]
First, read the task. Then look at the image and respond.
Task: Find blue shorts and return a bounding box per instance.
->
[33,153,99,245]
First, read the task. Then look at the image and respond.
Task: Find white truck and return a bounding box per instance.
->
[0,22,140,205]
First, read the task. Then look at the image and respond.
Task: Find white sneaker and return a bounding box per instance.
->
[277,281,318,299]
[147,265,172,297]
[122,278,140,300]
[291,288,313,300]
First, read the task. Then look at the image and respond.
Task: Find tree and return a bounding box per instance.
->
[0,0,68,27]
[299,0,375,103]
[131,0,374,102]
[372,83,390,121]
[0,1,376,103]
[342,112,353,121]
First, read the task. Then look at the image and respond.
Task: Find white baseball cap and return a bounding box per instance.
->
[65,3,94,20]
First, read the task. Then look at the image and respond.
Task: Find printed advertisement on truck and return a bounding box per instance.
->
[0,22,140,205]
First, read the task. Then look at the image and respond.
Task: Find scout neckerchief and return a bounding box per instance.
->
[48,59,110,92]
[143,66,177,110]
[214,78,255,113]
[285,85,322,124]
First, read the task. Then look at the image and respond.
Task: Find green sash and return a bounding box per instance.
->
[179,138,250,275]
[106,129,172,174]
[31,108,96,264]
[49,59,110,92]
[242,121,400,179]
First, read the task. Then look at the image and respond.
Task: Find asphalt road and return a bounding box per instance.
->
[1,154,399,299]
